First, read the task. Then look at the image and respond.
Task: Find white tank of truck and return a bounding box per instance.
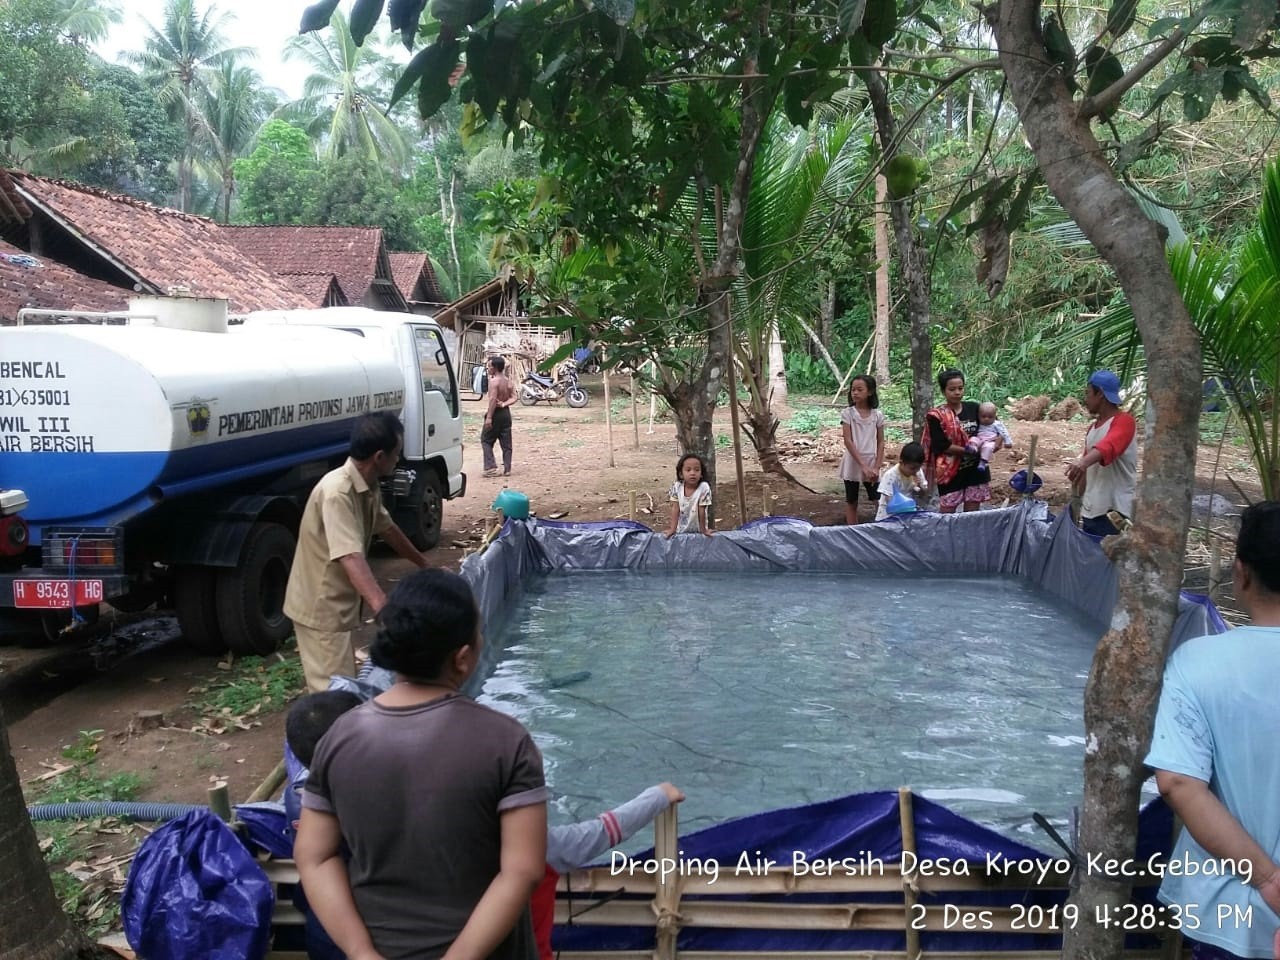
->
[0,297,466,654]
[0,323,403,530]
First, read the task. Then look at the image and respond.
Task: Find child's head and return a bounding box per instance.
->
[371,569,481,683]
[286,691,362,767]
[898,441,925,475]
[675,453,706,485]
[848,374,879,409]
[978,401,998,426]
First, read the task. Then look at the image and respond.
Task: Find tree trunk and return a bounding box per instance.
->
[657,50,771,525]
[766,320,787,404]
[222,171,233,224]
[0,706,112,959]
[873,174,892,384]
[819,277,836,352]
[448,170,462,292]
[986,4,1202,959]
[863,70,933,438]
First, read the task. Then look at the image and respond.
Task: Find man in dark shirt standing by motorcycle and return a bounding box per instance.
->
[482,355,517,478]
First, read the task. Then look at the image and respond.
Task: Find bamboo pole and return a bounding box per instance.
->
[830,331,877,406]
[246,760,286,804]
[898,788,922,960]
[602,347,615,468]
[208,783,233,822]
[648,360,658,435]
[1208,543,1222,598]
[629,491,637,522]
[1023,434,1038,500]
[631,372,640,449]
[724,302,749,528]
[653,805,682,960]
[762,483,770,518]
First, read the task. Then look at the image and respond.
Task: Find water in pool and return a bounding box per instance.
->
[477,570,1097,845]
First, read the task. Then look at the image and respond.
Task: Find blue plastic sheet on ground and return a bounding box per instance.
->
[122,809,274,960]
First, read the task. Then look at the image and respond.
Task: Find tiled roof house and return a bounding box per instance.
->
[0,239,130,321]
[223,226,407,311]
[0,170,312,313]
[388,252,446,311]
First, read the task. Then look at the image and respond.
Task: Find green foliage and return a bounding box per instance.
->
[785,406,843,436]
[311,154,425,249]
[39,769,147,805]
[282,7,411,167]
[67,64,183,203]
[189,647,305,717]
[0,0,121,171]
[233,119,320,224]
[60,729,105,764]
[784,352,836,394]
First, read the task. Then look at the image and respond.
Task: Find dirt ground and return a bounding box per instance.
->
[3,379,1259,932]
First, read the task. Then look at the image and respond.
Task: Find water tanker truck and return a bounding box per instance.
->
[0,299,465,652]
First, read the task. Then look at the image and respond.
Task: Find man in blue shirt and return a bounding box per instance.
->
[1146,501,1280,959]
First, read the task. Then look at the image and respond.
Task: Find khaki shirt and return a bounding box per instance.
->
[284,459,393,631]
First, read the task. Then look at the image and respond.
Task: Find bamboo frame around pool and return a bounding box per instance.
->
[256,786,1173,960]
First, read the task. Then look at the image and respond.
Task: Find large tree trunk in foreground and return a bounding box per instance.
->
[862,71,933,438]
[0,706,112,960]
[986,3,1202,959]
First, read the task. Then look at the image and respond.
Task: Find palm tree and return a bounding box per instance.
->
[1068,162,1280,499]
[280,9,410,169]
[128,0,249,211]
[732,115,868,476]
[193,61,276,222]
[49,0,122,45]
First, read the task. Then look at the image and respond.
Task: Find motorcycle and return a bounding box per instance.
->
[520,359,590,408]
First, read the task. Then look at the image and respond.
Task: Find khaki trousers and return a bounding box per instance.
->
[295,623,354,693]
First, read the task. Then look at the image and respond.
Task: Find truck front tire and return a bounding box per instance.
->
[175,567,227,655]
[399,470,444,551]
[215,522,296,655]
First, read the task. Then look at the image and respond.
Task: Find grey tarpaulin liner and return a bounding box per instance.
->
[461,502,1223,663]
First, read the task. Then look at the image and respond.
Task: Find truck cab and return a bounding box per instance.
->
[239,308,467,550]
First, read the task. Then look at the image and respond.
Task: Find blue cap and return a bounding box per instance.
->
[887,491,917,515]
[1088,369,1122,405]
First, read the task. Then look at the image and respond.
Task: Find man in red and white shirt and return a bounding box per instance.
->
[1066,369,1137,537]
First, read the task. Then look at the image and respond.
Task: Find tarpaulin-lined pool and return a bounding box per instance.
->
[461,504,1225,845]
[478,569,1093,843]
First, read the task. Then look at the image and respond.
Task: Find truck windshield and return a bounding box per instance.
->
[413,326,458,416]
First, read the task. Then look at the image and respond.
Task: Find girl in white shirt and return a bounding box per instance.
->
[665,454,713,537]
[839,375,886,524]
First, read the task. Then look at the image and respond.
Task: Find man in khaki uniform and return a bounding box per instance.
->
[285,412,429,691]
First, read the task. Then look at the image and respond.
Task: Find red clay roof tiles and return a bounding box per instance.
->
[5,171,311,312]
[222,225,401,309]
[0,239,129,322]
[388,251,445,303]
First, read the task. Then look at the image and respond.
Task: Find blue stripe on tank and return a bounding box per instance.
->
[4,418,361,538]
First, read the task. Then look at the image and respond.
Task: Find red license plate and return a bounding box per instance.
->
[12,579,104,609]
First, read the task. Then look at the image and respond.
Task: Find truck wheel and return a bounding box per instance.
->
[215,523,296,656]
[565,386,589,408]
[401,470,445,551]
[175,568,227,655]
